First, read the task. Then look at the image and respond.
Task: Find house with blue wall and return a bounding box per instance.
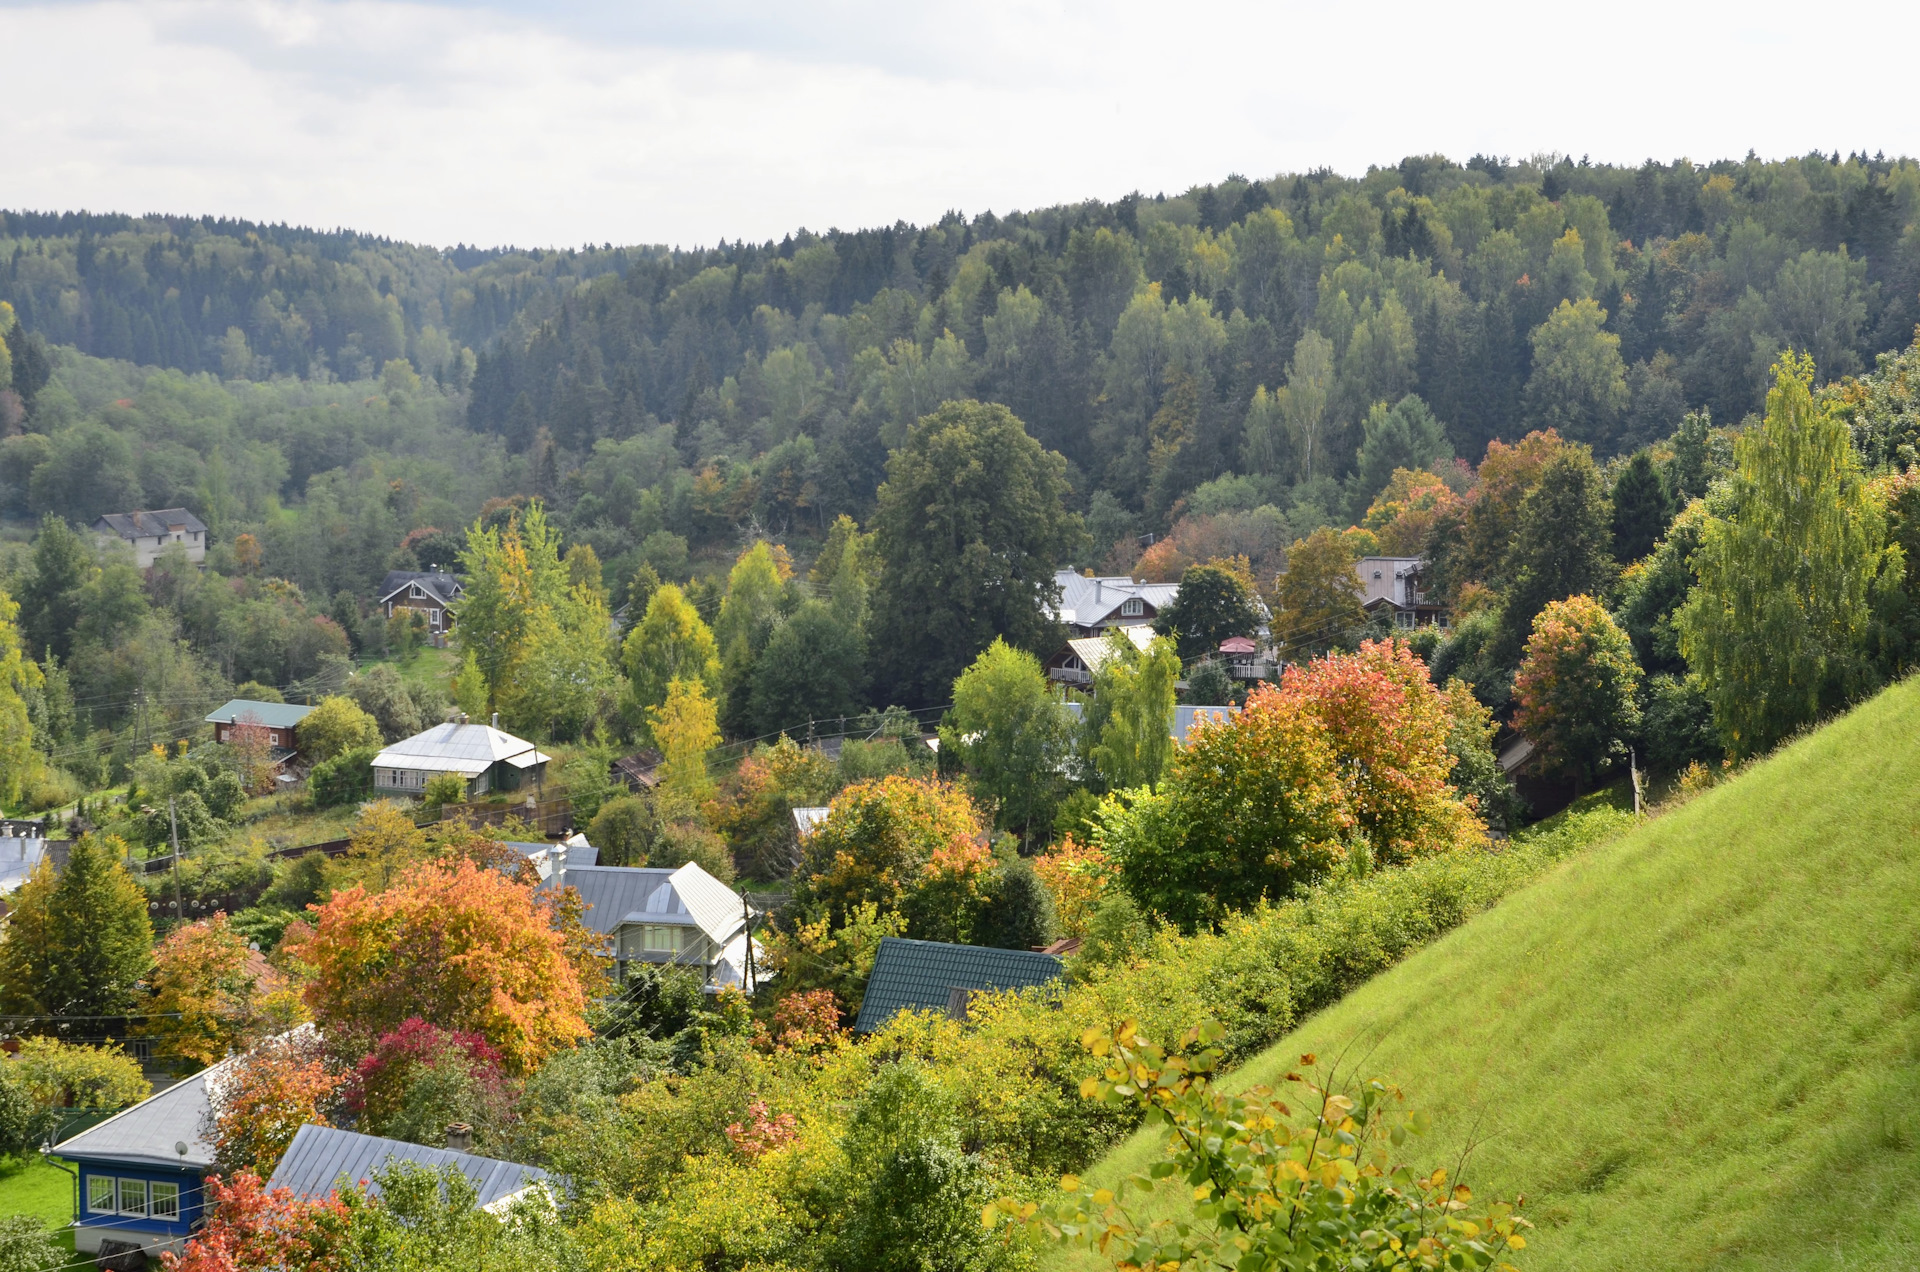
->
[52,1056,230,1261]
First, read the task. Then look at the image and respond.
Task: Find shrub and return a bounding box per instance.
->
[347,1018,514,1152]
[0,1216,62,1272]
[309,746,376,808]
[299,696,384,764]
[5,1037,149,1110]
[420,772,468,814]
[1031,835,1113,939]
[587,794,657,868]
[652,821,735,883]
[973,860,1057,951]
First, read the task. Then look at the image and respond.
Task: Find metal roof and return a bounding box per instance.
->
[54,1058,227,1169]
[371,723,549,776]
[1173,704,1236,745]
[1049,570,1180,628]
[0,835,49,895]
[204,699,316,729]
[267,1124,552,1209]
[547,862,746,946]
[92,508,207,538]
[853,937,1063,1033]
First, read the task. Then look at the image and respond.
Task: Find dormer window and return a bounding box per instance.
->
[410,584,425,599]
[1121,599,1143,617]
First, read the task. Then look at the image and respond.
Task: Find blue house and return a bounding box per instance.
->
[53,1057,231,1261]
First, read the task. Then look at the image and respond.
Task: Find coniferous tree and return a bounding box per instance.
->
[1610,450,1673,564]
[1499,450,1617,658]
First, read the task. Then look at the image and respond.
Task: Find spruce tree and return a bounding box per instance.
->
[1610,450,1673,563]
[1499,450,1617,659]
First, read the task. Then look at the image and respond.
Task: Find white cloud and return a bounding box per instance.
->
[1,0,1915,248]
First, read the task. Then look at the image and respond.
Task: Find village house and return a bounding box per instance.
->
[370,717,549,799]
[204,699,315,757]
[1043,623,1156,687]
[546,861,763,991]
[91,509,207,569]
[854,936,1064,1032]
[376,569,464,642]
[1356,556,1448,629]
[1047,569,1179,638]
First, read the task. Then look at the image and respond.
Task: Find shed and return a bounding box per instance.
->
[853,937,1063,1033]
[53,1055,228,1259]
[370,721,549,799]
[267,1124,554,1213]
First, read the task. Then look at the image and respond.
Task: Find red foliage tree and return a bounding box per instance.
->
[161,1172,350,1272]
[344,1016,512,1131]
[206,1030,346,1175]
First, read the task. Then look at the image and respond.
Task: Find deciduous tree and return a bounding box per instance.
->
[1153,562,1261,661]
[207,1029,346,1174]
[1081,627,1180,792]
[141,914,272,1071]
[1270,528,1362,654]
[621,584,721,742]
[1514,595,1644,787]
[298,696,383,764]
[940,638,1072,844]
[0,835,151,1018]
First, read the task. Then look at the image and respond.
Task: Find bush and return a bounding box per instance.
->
[652,821,735,883]
[0,1066,53,1160]
[309,746,376,808]
[1642,673,1723,773]
[298,695,385,763]
[0,1216,62,1272]
[974,860,1057,951]
[6,1037,149,1110]
[420,771,468,814]
[587,794,657,868]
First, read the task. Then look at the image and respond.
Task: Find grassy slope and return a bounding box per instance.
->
[0,1156,80,1254]
[1067,677,1920,1271]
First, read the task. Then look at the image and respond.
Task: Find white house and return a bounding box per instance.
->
[1048,570,1180,638]
[370,719,549,799]
[548,861,765,991]
[92,509,207,569]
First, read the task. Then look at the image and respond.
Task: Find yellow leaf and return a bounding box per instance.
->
[1092,1188,1113,1205]
[981,1205,999,1230]
[1060,1175,1083,1192]
[1509,1236,1526,1250]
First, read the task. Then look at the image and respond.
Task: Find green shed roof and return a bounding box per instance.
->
[205,699,316,729]
[852,937,1063,1033]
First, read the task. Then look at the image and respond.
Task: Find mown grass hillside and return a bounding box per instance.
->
[1064,675,1920,1271]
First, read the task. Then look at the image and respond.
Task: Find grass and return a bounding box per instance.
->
[1061,675,1920,1271]
[0,1155,79,1254]
[378,643,458,693]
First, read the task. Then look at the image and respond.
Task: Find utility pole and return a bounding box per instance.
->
[741,892,756,995]
[168,797,183,925]
[1630,747,1643,816]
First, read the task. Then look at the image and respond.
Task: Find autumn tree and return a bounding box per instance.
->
[1451,428,1577,591]
[651,677,721,819]
[1363,467,1461,557]
[141,914,273,1072]
[1080,627,1180,791]
[165,1171,350,1272]
[298,696,383,764]
[1514,595,1644,787]
[1153,561,1262,660]
[345,1017,513,1151]
[1280,640,1485,866]
[296,858,595,1072]
[1270,527,1362,653]
[621,583,721,741]
[1100,684,1350,930]
[869,400,1084,706]
[0,835,151,1018]
[1678,354,1899,756]
[940,638,1072,844]
[787,776,988,937]
[207,1028,346,1174]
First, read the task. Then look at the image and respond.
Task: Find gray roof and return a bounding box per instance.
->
[267,1125,552,1208]
[1173,704,1235,745]
[1049,570,1180,628]
[0,834,49,895]
[549,862,745,945]
[92,508,207,539]
[205,699,316,729]
[371,722,549,777]
[853,937,1063,1033]
[54,1059,224,1169]
[378,571,463,608]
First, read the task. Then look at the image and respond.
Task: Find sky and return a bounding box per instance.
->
[3,0,1918,250]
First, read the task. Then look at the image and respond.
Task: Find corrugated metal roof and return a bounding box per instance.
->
[371,723,549,775]
[1050,570,1181,627]
[205,699,316,729]
[0,835,48,895]
[267,1124,551,1208]
[550,863,745,946]
[853,937,1063,1033]
[54,1058,227,1169]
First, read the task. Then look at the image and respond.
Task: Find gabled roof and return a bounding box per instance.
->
[92,508,207,538]
[1218,636,1258,655]
[54,1055,232,1169]
[853,937,1063,1033]
[205,699,316,730]
[1057,625,1158,674]
[267,1124,552,1209]
[547,862,746,946]
[370,723,549,776]
[791,806,830,838]
[1049,570,1180,628]
[377,570,464,609]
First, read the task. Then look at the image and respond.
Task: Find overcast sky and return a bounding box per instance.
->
[4,0,1917,250]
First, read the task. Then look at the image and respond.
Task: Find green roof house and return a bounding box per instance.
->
[852,936,1063,1033]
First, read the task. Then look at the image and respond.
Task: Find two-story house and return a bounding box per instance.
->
[548,861,762,991]
[1047,569,1180,638]
[1356,556,1448,630]
[377,570,463,641]
[205,699,315,757]
[91,509,207,569]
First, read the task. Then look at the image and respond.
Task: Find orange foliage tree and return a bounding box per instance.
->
[162,1171,349,1272]
[1031,836,1114,938]
[1280,639,1487,866]
[786,775,987,934]
[1363,468,1462,557]
[207,1029,345,1174]
[1457,428,1577,585]
[141,913,294,1071]
[295,858,598,1072]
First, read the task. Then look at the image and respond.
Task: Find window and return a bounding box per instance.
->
[1121,598,1143,617]
[150,1181,181,1221]
[643,925,685,952]
[410,584,425,599]
[118,1178,148,1216]
[88,1176,115,1214]
[1395,610,1416,630]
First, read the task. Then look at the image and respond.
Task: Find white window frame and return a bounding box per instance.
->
[88,1175,116,1214]
[1121,598,1143,617]
[150,1180,181,1221]
[118,1177,148,1217]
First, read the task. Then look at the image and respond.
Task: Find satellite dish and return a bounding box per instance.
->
[175,1141,189,1158]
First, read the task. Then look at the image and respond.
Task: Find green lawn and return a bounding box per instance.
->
[1061,676,1920,1271]
[379,644,458,693]
[0,1155,78,1255]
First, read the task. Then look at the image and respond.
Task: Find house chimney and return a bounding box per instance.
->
[490,712,499,729]
[445,1123,472,1152]
[459,712,468,725]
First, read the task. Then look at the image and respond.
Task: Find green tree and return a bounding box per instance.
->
[621,583,722,742]
[17,515,91,662]
[715,542,794,736]
[973,860,1058,951]
[940,638,1072,845]
[586,794,657,868]
[1349,394,1452,515]
[1153,562,1262,661]
[1501,449,1617,655]
[1525,298,1630,449]
[869,401,1084,706]
[0,836,153,1018]
[0,588,40,810]
[1280,331,1335,481]
[456,502,569,704]
[1678,354,1899,757]
[298,695,384,763]
[749,601,868,737]
[1611,450,1672,564]
[1081,628,1180,791]
[1512,595,1644,789]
